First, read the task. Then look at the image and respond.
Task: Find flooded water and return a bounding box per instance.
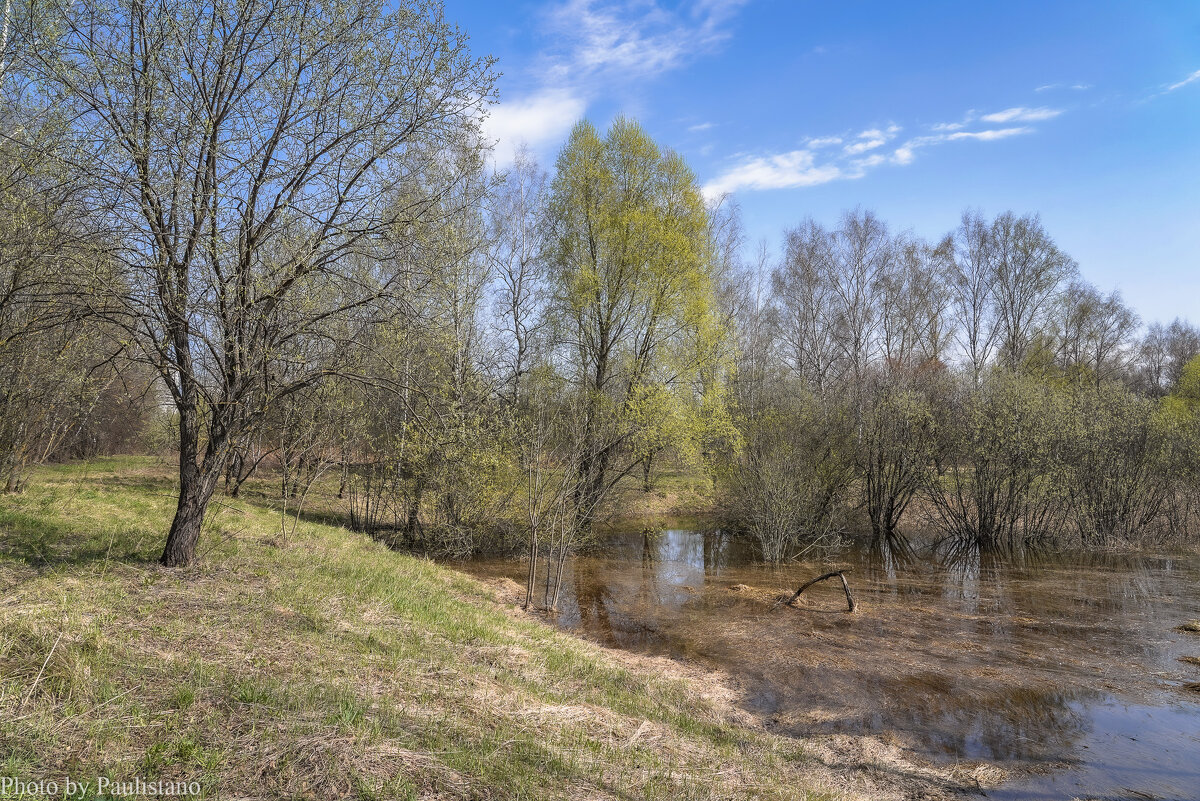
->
[461,530,1200,800]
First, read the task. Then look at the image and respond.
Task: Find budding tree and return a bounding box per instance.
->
[31,0,495,565]
[545,117,726,528]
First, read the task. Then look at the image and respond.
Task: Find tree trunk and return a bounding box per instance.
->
[161,396,224,567]
[524,524,538,610]
[404,485,423,541]
[160,460,219,567]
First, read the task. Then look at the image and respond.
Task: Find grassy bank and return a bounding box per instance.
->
[0,458,969,800]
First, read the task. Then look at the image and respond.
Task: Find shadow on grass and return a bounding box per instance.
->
[0,507,162,568]
[228,484,354,530]
[0,469,177,569]
[64,472,179,494]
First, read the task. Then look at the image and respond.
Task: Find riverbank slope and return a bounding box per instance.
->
[0,458,984,800]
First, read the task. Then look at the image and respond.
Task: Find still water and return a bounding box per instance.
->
[462,530,1200,800]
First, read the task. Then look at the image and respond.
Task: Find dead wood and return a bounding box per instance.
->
[780,570,856,613]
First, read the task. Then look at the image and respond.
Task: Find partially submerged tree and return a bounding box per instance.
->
[925,371,1068,549]
[1059,384,1178,544]
[859,374,940,544]
[722,389,854,562]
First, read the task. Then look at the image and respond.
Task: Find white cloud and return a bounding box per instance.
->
[842,125,900,154]
[848,153,886,173]
[844,137,886,154]
[484,1,749,167]
[1164,68,1200,93]
[980,106,1063,123]
[688,121,715,132]
[704,121,1036,198]
[545,0,748,78]
[945,127,1033,141]
[806,136,843,147]
[703,149,843,197]
[1035,83,1091,92]
[899,126,1033,154]
[484,88,588,167]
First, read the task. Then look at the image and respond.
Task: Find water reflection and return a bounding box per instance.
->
[462,529,1200,798]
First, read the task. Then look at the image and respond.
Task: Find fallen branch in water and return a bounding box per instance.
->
[779,570,856,613]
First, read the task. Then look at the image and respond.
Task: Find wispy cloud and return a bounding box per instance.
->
[980,106,1063,123]
[688,121,716,132]
[483,88,588,168]
[544,0,748,79]
[704,114,1042,198]
[1163,68,1200,94]
[806,136,843,148]
[487,0,748,167]
[942,127,1033,142]
[843,125,901,155]
[703,150,845,196]
[1035,83,1091,92]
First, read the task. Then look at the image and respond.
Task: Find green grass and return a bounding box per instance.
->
[0,457,843,800]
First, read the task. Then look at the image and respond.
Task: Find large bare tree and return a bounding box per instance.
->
[30,0,494,565]
[990,212,1077,369]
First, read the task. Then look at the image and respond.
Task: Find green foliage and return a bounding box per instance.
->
[1172,354,1200,410]
[1058,383,1179,543]
[925,370,1070,547]
[721,386,854,562]
[545,117,732,525]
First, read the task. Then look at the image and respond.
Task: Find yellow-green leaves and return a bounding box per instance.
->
[545,117,729,518]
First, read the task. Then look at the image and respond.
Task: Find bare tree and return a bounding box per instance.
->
[1134,319,1200,395]
[949,211,999,385]
[729,241,776,418]
[990,212,1077,369]
[486,145,548,405]
[1164,319,1200,389]
[1,13,116,491]
[31,0,495,565]
[828,209,892,390]
[1054,280,1139,385]
[879,234,953,368]
[772,220,840,392]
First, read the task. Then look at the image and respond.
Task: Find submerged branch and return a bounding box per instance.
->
[780,570,857,613]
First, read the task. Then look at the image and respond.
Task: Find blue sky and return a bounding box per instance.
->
[448,0,1200,324]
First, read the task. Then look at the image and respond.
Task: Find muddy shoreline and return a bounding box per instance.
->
[462,530,1200,801]
[482,573,997,800]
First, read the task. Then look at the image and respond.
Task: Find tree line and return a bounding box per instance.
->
[2,0,1198,574]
